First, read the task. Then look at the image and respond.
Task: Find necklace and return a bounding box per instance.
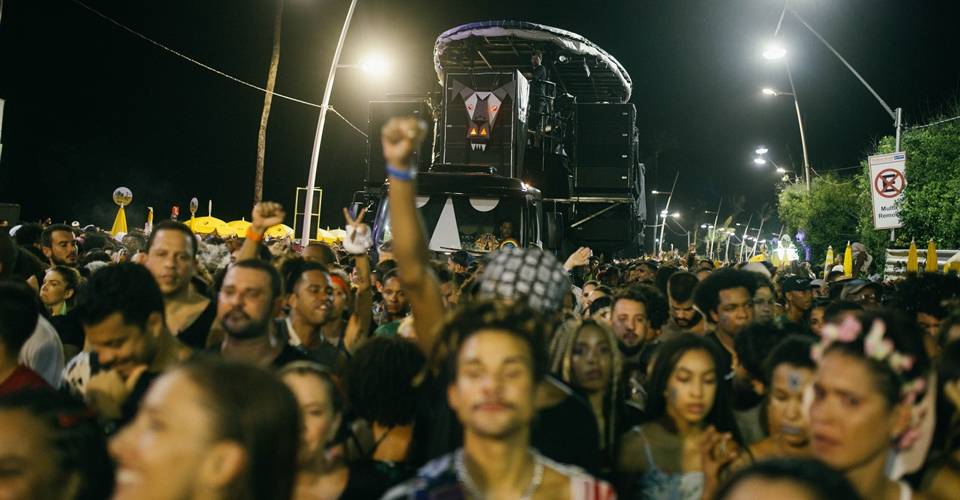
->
[454,448,544,500]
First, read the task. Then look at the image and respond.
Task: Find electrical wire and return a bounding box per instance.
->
[66,0,368,138]
[907,114,960,131]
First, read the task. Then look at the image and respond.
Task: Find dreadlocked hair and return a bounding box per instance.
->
[549,318,623,452]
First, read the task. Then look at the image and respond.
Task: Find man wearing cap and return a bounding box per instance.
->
[778,276,816,328]
[840,279,881,309]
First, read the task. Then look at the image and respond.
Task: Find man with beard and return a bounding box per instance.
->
[611,286,661,406]
[693,268,757,381]
[40,224,78,268]
[217,259,310,369]
[374,269,410,337]
[143,221,215,349]
[69,263,192,427]
[660,271,705,340]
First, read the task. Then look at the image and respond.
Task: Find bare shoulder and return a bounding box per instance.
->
[617,426,649,474]
[922,464,960,500]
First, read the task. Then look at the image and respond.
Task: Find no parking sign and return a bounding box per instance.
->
[869,152,906,229]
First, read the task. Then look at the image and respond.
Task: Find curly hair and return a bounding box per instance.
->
[344,337,425,427]
[429,300,551,386]
[693,268,758,319]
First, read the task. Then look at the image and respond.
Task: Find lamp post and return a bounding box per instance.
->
[780,8,903,152]
[655,172,680,257]
[761,44,811,192]
[301,0,359,245]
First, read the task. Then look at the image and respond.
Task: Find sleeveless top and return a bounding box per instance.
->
[629,428,704,500]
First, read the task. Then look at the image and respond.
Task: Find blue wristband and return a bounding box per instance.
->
[386,164,417,181]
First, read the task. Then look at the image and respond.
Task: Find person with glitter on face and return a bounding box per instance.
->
[617,334,746,499]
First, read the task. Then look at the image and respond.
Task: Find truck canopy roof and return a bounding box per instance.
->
[434,20,633,103]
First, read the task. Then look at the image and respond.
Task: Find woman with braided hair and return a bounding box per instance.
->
[550,318,633,473]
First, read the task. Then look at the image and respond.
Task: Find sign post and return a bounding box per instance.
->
[868,152,906,230]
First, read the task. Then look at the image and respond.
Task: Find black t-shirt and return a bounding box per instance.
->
[408,373,601,473]
[705,332,735,384]
[50,311,84,349]
[273,318,345,371]
[270,343,314,369]
[176,300,217,349]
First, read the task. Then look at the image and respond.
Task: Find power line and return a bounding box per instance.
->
[66,0,367,138]
[907,114,960,131]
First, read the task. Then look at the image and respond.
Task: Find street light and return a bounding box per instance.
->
[761,44,811,192]
[671,212,680,219]
[753,157,767,165]
[762,43,787,60]
[359,54,389,76]
[755,146,769,155]
[301,0,361,245]
[776,167,788,174]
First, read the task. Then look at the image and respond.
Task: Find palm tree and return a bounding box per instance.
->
[254,0,284,203]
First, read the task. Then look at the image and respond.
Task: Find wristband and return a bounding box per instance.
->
[386,164,417,181]
[245,226,264,242]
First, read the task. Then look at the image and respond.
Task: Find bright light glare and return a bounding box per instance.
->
[761,88,777,96]
[753,157,767,165]
[360,54,389,75]
[762,44,787,60]
[671,212,680,219]
[660,210,668,216]
[755,147,769,155]
[776,167,788,174]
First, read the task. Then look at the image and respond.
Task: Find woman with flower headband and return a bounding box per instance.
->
[809,311,930,500]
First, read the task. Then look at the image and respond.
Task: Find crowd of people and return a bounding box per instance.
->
[1,116,960,499]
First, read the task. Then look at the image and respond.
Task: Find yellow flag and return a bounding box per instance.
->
[843,241,853,278]
[824,246,834,279]
[906,239,918,274]
[926,240,938,273]
[110,206,128,236]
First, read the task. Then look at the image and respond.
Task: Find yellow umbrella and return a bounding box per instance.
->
[906,239,918,274]
[184,216,230,235]
[748,254,767,263]
[945,251,960,274]
[110,206,128,236]
[264,224,295,239]
[315,228,337,243]
[824,246,834,279]
[926,239,938,273]
[227,219,252,238]
[843,241,853,278]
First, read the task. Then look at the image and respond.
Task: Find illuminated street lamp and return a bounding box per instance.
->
[755,146,769,155]
[762,44,787,60]
[761,44,811,192]
[753,157,767,166]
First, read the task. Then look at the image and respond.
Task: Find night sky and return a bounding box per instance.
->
[2,0,958,249]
